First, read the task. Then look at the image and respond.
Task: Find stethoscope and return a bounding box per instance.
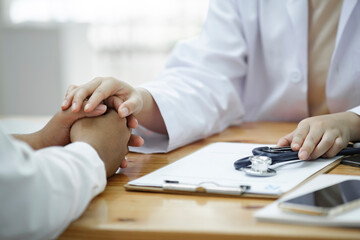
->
[234,144,360,177]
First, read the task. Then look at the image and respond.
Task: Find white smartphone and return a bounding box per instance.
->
[278,180,360,216]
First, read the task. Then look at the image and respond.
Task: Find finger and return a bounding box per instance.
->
[291,122,310,151]
[65,85,77,97]
[298,127,324,160]
[309,131,337,159]
[61,85,78,110]
[277,132,294,147]
[62,103,107,126]
[70,79,102,113]
[127,115,138,129]
[120,158,128,168]
[84,104,107,117]
[104,96,124,112]
[62,87,80,111]
[324,137,347,158]
[71,89,93,113]
[128,134,144,147]
[84,81,118,112]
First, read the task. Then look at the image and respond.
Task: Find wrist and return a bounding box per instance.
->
[135,87,151,117]
[12,131,45,150]
[345,111,360,141]
[135,87,167,134]
[136,87,148,107]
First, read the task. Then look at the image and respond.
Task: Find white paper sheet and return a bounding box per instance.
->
[255,174,360,227]
[128,142,340,196]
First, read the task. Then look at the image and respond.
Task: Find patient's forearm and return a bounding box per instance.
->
[12,132,44,150]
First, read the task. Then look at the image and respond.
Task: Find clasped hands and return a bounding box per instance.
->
[16,99,144,178]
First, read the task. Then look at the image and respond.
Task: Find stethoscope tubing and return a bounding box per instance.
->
[234,146,360,170]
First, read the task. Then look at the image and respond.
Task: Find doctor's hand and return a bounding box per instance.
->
[61,77,167,134]
[13,102,107,150]
[277,112,360,160]
[61,77,144,118]
[70,110,131,177]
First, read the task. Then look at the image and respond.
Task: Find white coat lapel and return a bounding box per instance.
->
[286,0,308,69]
[333,0,357,55]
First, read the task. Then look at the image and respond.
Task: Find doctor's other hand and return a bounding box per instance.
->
[61,77,144,118]
[70,110,131,177]
[277,112,360,161]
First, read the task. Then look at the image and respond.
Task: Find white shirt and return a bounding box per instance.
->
[0,128,106,240]
[132,0,360,153]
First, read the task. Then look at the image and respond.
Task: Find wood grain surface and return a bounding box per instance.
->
[59,122,360,240]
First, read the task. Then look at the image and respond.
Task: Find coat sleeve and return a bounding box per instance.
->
[0,129,106,240]
[131,0,248,153]
[349,105,360,115]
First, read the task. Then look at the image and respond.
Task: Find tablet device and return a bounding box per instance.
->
[278,180,360,216]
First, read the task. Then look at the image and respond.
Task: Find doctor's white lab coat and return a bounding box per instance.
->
[132,0,360,153]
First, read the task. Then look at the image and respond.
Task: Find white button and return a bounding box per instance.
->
[290,69,302,83]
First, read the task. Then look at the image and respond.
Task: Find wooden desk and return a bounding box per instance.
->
[59,122,360,240]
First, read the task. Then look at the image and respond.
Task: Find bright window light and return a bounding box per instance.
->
[8,0,209,24]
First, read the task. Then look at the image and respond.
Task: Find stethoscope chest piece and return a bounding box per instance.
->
[242,155,276,177]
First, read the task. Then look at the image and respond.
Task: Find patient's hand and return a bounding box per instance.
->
[70,110,131,177]
[13,101,143,157]
[13,103,107,150]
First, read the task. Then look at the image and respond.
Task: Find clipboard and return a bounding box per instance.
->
[125,142,341,198]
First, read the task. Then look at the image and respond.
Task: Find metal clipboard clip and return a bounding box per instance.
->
[163,180,250,196]
[234,144,360,177]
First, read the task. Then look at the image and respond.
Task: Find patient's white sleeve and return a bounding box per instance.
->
[0,129,106,240]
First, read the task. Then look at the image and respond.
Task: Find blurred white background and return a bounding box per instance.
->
[0,0,209,115]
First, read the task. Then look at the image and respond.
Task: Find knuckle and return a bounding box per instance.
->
[66,85,77,95]
[322,138,333,147]
[334,129,342,136]
[293,129,308,140]
[302,145,312,153]
[313,123,325,132]
[299,118,310,127]
[68,84,77,90]
[306,136,316,145]
[334,138,345,149]
[73,89,87,100]
[316,120,326,128]
[108,76,117,82]
[92,77,103,82]
[94,89,106,99]
[293,134,304,142]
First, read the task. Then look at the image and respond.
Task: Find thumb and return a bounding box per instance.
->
[104,96,137,118]
[105,96,124,113]
[118,94,142,118]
